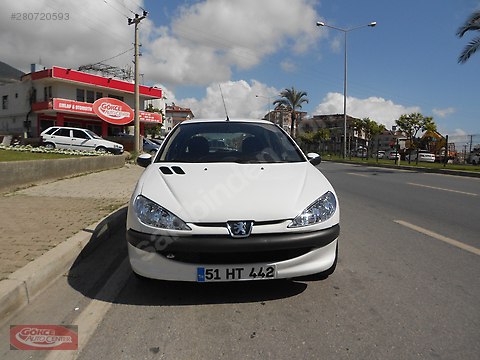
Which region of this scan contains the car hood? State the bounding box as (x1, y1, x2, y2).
(137, 162, 335, 223)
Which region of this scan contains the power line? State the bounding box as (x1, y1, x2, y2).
(112, 0, 136, 15)
(91, 48, 135, 65)
(103, 0, 130, 19)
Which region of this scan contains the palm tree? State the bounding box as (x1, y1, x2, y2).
(457, 10, 480, 63)
(273, 87, 309, 137)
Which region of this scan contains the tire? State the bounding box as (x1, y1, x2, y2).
(96, 146, 107, 153)
(44, 142, 55, 149)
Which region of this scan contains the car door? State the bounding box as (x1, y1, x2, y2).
(71, 129, 95, 151)
(51, 128, 72, 149)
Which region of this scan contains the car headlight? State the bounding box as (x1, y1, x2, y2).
(289, 191, 337, 228)
(134, 195, 191, 230)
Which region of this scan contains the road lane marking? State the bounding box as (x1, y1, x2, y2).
(45, 258, 131, 360)
(407, 182, 478, 196)
(394, 220, 480, 256)
(347, 172, 370, 177)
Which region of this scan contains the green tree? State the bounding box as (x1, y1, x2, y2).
(457, 10, 480, 63)
(298, 128, 330, 153)
(273, 87, 309, 138)
(395, 112, 437, 163)
(360, 118, 385, 158)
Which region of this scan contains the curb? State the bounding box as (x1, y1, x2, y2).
(0, 206, 127, 322)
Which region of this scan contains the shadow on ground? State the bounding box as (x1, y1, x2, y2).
(67, 208, 312, 306)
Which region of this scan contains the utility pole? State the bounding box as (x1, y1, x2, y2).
(128, 11, 148, 154)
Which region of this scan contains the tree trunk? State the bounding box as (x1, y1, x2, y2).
(290, 111, 296, 138)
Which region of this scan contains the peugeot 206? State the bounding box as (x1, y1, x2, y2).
(127, 119, 340, 282)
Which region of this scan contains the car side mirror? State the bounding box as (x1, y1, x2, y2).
(307, 152, 321, 166)
(137, 153, 152, 168)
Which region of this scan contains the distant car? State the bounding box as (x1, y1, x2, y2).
(356, 147, 367, 158)
(143, 138, 159, 155)
(386, 151, 400, 160)
(471, 154, 480, 165)
(406, 150, 436, 163)
(127, 119, 339, 282)
(376, 150, 386, 159)
(41, 126, 123, 154)
(149, 138, 164, 146)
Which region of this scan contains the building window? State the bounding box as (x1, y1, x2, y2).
(86, 90, 95, 103)
(43, 86, 52, 102)
(2, 95, 7, 110)
(76, 89, 85, 102)
(95, 92, 103, 100)
(108, 94, 124, 102)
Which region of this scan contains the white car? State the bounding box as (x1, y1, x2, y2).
(471, 154, 480, 165)
(386, 151, 400, 160)
(41, 126, 123, 154)
(127, 119, 340, 282)
(406, 149, 436, 163)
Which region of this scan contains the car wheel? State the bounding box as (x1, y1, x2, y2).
(44, 142, 55, 149)
(96, 146, 107, 153)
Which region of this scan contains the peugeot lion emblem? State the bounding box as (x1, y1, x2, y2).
(227, 221, 254, 238)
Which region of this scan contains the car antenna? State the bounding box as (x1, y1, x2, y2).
(219, 84, 230, 121)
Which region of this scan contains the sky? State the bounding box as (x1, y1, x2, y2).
(1, 0, 479, 140)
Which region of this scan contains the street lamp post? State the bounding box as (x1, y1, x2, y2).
(316, 21, 376, 158)
(255, 94, 272, 123)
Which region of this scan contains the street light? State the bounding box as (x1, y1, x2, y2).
(255, 94, 272, 122)
(316, 20, 376, 158)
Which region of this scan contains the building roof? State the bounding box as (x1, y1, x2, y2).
(0, 61, 25, 84)
(23, 66, 162, 100)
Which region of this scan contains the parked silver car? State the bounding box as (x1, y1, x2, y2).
(41, 126, 123, 154)
(406, 149, 435, 163)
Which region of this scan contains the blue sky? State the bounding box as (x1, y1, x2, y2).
(1, 0, 478, 139)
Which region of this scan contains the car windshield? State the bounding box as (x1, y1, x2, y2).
(158, 121, 305, 163)
(85, 129, 101, 139)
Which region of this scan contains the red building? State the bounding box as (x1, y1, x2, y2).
(0, 65, 162, 137)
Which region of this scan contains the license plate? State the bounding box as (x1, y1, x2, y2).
(196, 265, 276, 282)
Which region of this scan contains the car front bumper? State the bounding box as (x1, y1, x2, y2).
(127, 225, 339, 281)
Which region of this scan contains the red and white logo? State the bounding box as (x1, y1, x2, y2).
(10, 325, 78, 350)
(93, 97, 134, 125)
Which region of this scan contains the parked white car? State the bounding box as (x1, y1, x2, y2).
(406, 149, 436, 163)
(127, 119, 340, 282)
(41, 126, 123, 154)
(471, 154, 480, 165)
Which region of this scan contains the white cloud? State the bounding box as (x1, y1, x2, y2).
(179, 80, 279, 119)
(142, 0, 323, 85)
(1, 0, 324, 87)
(0, 0, 134, 72)
(280, 60, 297, 73)
(314, 92, 421, 130)
(432, 107, 455, 118)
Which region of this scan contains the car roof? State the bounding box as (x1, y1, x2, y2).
(180, 118, 273, 125)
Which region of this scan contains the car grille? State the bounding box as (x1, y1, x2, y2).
(157, 248, 313, 265)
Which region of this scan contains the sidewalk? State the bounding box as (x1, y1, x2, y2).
(0, 164, 143, 280)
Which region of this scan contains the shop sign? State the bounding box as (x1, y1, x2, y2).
(53, 99, 93, 114)
(93, 98, 134, 125)
(139, 111, 162, 123)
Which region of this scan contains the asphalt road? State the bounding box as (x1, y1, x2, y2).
(1, 162, 479, 360)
